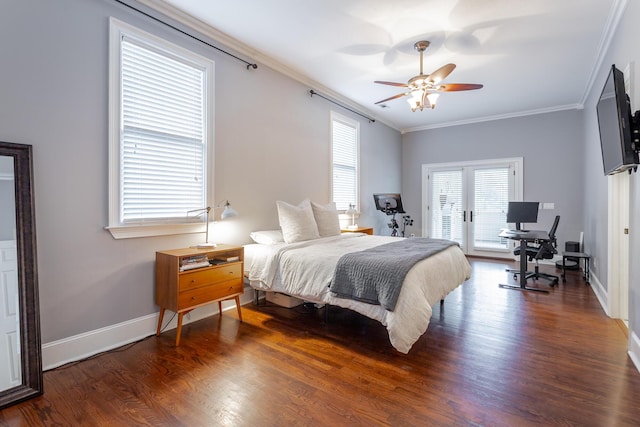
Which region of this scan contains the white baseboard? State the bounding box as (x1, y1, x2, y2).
(587, 271, 609, 316)
(629, 329, 640, 374)
(42, 288, 256, 370)
(581, 272, 640, 374)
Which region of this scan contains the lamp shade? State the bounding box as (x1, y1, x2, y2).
(426, 92, 439, 109)
(220, 201, 238, 220)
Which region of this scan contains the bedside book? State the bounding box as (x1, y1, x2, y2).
(211, 256, 240, 264)
(179, 261, 210, 271)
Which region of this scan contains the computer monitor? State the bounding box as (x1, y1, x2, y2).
(506, 201, 539, 231)
(373, 193, 406, 214)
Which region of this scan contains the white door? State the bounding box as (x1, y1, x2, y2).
(0, 240, 21, 391)
(608, 172, 629, 322)
(423, 158, 522, 258)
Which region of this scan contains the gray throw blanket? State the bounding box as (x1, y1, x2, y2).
(330, 238, 458, 311)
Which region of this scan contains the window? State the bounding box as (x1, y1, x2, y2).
(331, 112, 359, 211)
(108, 18, 214, 239)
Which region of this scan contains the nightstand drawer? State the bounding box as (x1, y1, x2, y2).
(178, 279, 243, 309)
(178, 263, 242, 292)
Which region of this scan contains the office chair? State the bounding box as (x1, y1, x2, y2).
(512, 215, 560, 286)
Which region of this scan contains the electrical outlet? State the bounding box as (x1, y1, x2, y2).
(542, 202, 555, 210)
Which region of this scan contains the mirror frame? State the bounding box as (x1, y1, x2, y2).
(0, 141, 42, 409)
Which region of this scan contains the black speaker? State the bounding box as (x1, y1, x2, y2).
(556, 241, 580, 270)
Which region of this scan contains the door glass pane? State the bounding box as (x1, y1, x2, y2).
(430, 170, 464, 246)
(473, 167, 509, 250)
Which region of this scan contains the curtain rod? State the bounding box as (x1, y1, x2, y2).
(309, 90, 375, 123)
(114, 0, 258, 70)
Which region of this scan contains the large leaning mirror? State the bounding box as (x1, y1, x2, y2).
(0, 141, 42, 409)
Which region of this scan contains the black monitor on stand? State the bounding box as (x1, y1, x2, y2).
(373, 193, 405, 215)
(373, 193, 412, 237)
(506, 201, 539, 231)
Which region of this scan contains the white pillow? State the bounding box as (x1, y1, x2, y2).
(276, 199, 320, 243)
(311, 201, 341, 237)
(249, 230, 284, 245)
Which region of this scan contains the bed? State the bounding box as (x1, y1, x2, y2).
(245, 232, 471, 353)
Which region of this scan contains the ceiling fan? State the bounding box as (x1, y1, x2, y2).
(374, 40, 483, 111)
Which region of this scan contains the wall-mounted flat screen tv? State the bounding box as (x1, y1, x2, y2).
(596, 64, 639, 175)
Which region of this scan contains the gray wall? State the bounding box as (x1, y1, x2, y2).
(0, 0, 401, 343)
(582, 0, 640, 345)
(402, 110, 586, 250)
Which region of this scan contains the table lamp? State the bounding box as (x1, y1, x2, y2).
(345, 203, 358, 230)
(188, 200, 238, 248)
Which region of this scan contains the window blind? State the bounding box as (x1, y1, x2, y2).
(120, 37, 207, 223)
(332, 116, 358, 211)
(473, 167, 510, 248)
(430, 170, 463, 244)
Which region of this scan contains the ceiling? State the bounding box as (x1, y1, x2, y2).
(153, 0, 621, 132)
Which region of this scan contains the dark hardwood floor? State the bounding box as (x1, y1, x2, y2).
(2, 258, 640, 426)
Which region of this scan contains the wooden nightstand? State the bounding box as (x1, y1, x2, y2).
(341, 226, 374, 235)
(155, 245, 244, 346)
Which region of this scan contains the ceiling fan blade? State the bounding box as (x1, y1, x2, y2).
(374, 80, 409, 87)
(375, 92, 409, 104)
(428, 63, 456, 84)
(437, 83, 484, 92)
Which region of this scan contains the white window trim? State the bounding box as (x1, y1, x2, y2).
(106, 18, 214, 239)
(330, 111, 360, 213)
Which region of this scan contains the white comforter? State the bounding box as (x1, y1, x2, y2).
(246, 233, 471, 353)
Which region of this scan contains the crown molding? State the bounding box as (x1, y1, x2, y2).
(401, 103, 583, 134)
(579, 0, 628, 107)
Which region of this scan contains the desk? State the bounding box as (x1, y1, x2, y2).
(498, 229, 550, 293)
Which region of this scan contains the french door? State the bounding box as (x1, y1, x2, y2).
(422, 158, 522, 258)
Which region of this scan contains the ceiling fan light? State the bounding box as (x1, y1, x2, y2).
(411, 89, 424, 101)
(407, 97, 419, 112)
(373, 41, 481, 111)
(427, 93, 439, 109)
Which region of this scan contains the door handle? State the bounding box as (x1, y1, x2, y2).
(463, 211, 466, 222)
(470, 211, 473, 222)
